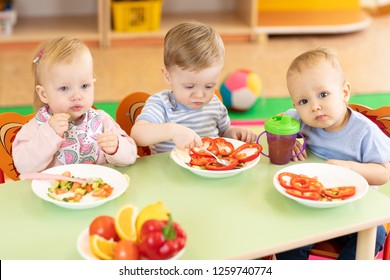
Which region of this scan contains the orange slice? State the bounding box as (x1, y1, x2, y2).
(89, 234, 116, 260)
(114, 204, 138, 242)
(135, 201, 169, 237)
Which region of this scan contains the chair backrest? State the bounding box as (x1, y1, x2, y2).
(116, 91, 152, 157)
(349, 103, 390, 138)
(215, 89, 223, 102)
(0, 112, 34, 181)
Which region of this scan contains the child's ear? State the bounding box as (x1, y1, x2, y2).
(343, 82, 351, 103)
(36, 85, 49, 104)
(161, 67, 171, 85)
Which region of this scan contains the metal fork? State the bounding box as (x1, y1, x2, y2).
(201, 148, 231, 166)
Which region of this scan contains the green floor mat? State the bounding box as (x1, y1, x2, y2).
(1, 93, 389, 120)
(229, 92, 390, 120)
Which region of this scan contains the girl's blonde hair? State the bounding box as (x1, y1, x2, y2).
(164, 22, 225, 71)
(32, 37, 90, 110)
(287, 47, 345, 83)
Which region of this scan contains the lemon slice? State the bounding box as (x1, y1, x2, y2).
(135, 200, 169, 237)
(89, 234, 116, 260)
(114, 204, 138, 242)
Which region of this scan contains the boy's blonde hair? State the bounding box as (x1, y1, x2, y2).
(164, 22, 225, 71)
(32, 37, 90, 110)
(287, 47, 345, 83)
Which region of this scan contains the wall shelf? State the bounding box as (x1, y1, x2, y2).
(108, 11, 255, 46)
(104, 0, 256, 47)
(256, 9, 372, 35)
(0, 0, 256, 48)
(0, 16, 99, 44)
(0, 0, 373, 48)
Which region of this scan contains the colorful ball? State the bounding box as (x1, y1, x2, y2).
(219, 69, 262, 111)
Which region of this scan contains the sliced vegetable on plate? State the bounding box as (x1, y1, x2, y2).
(273, 163, 369, 208)
(170, 137, 262, 179)
(188, 137, 262, 171)
(47, 171, 113, 203)
(277, 172, 356, 202)
(30, 164, 129, 209)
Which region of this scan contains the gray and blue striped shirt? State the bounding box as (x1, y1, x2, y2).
(136, 90, 230, 153)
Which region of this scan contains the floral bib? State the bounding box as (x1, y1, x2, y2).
(36, 106, 103, 164)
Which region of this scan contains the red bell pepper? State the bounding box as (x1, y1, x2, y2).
(205, 157, 239, 171)
(214, 138, 234, 156)
(189, 154, 215, 166)
(286, 188, 321, 201)
(138, 214, 187, 260)
(279, 172, 357, 202)
(278, 172, 298, 189)
(231, 143, 262, 163)
(322, 186, 356, 200)
(290, 177, 323, 194)
(200, 137, 219, 156)
(191, 138, 219, 157)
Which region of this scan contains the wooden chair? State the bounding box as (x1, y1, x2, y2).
(116, 91, 152, 157)
(309, 104, 390, 260)
(0, 112, 34, 182)
(115, 90, 224, 157)
(348, 104, 390, 138)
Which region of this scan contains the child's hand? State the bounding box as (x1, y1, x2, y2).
(49, 113, 70, 137)
(172, 125, 202, 150)
(223, 127, 257, 143)
(291, 141, 307, 161)
(98, 132, 119, 155)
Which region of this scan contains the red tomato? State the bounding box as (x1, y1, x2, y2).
(89, 215, 120, 241)
(114, 240, 140, 260)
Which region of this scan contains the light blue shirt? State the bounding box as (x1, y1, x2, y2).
(285, 108, 390, 163)
(136, 90, 230, 153)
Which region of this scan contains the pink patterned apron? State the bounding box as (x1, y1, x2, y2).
(36, 106, 103, 164)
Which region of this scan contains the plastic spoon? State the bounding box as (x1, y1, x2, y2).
(200, 148, 231, 166)
(20, 173, 89, 184)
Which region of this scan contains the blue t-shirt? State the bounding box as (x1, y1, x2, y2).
(285, 108, 390, 163)
(136, 90, 230, 153)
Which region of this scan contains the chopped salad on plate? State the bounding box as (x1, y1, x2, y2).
(47, 171, 113, 203)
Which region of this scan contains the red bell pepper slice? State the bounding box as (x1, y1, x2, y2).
(214, 138, 234, 156)
(193, 137, 219, 156)
(189, 154, 215, 166)
(278, 172, 298, 189)
(231, 143, 262, 163)
(286, 189, 321, 201)
(290, 177, 323, 194)
(191, 147, 214, 157)
(322, 186, 356, 199)
(279, 172, 356, 201)
(205, 157, 239, 171)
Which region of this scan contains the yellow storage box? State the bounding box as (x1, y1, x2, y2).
(112, 0, 163, 32)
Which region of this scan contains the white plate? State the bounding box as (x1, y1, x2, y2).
(31, 164, 129, 210)
(273, 163, 369, 208)
(77, 227, 185, 260)
(170, 138, 261, 178)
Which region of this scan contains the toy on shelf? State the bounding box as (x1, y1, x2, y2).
(220, 69, 262, 112)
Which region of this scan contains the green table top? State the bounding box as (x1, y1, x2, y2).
(1, 152, 390, 260)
